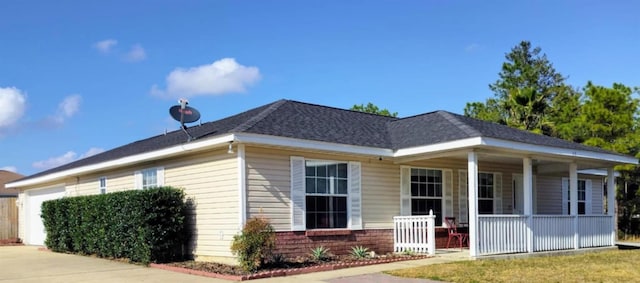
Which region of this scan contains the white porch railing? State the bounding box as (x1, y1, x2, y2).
(478, 215, 614, 256)
(393, 212, 436, 255)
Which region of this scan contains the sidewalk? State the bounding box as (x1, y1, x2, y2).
(253, 249, 470, 283)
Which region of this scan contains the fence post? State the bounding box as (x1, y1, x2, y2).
(427, 209, 435, 255)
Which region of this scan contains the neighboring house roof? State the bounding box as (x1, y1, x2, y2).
(0, 170, 23, 196)
(9, 99, 636, 187)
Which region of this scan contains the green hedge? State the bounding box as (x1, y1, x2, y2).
(41, 187, 189, 264)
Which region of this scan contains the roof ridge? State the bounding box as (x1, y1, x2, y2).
(437, 111, 482, 137)
(231, 99, 289, 132)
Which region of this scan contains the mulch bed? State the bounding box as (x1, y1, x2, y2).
(152, 254, 430, 281)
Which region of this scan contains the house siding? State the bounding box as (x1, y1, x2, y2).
(244, 146, 400, 231)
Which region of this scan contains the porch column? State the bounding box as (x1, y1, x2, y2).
(468, 151, 479, 257)
(569, 162, 578, 249)
(523, 157, 533, 253)
(607, 167, 616, 245)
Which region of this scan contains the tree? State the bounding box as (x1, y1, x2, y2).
(575, 82, 640, 157)
(465, 41, 569, 134)
(351, 102, 398, 117)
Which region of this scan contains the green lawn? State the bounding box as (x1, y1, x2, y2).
(385, 249, 640, 283)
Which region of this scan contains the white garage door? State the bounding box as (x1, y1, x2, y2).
(26, 187, 65, 246)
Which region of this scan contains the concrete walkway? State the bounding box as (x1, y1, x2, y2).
(0, 246, 469, 282)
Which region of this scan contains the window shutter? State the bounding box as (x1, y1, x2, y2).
(585, 179, 593, 214)
(349, 162, 362, 230)
(494, 172, 503, 214)
(443, 169, 453, 221)
(290, 156, 306, 231)
(156, 167, 165, 186)
(458, 170, 468, 223)
(400, 167, 411, 216)
(134, 171, 142, 190)
(562, 178, 568, 215)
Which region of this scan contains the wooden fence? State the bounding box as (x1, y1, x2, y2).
(0, 197, 18, 240)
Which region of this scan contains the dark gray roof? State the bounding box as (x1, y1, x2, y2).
(19, 99, 628, 181)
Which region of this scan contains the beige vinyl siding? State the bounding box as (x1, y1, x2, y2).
(19, 148, 238, 260)
(244, 146, 400, 231)
(535, 175, 562, 214)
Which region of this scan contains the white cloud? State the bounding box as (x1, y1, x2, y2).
(125, 44, 147, 62)
(50, 95, 81, 124)
(94, 39, 118, 53)
(465, 43, 480, 53)
(32, 147, 105, 170)
(0, 87, 27, 129)
(32, 151, 77, 170)
(81, 147, 105, 158)
(150, 58, 261, 99)
(0, 166, 17, 173)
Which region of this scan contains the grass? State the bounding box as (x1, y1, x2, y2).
(385, 249, 640, 283)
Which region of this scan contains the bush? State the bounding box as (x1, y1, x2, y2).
(230, 216, 275, 272)
(41, 187, 188, 265)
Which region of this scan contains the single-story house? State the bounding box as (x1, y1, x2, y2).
(7, 99, 637, 262)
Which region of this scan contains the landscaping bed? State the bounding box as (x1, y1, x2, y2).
(0, 238, 23, 246)
(154, 253, 430, 281)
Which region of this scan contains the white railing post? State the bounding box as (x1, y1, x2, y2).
(570, 163, 579, 250)
(468, 151, 479, 257)
(523, 157, 534, 253)
(607, 168, 616, 245)
(427, 209, 436, 255)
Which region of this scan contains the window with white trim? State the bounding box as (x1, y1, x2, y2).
(135, 167, 164, 190)
(290, 157, 361, 231)
(478, 173, 494, 214)
(567, 180, 586, 215)
(305, 160, 348, 229)
(410, 168, 443, 226)
(99, 177, 107, 194)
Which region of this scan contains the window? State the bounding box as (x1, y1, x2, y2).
(135, 167, 164, 190)
(478, 173, 494, 214)
(305, 160, 348, 229)
(99, 177, 107, 194)
(410, 168, 443, 226)
(567, 180, 586, 214)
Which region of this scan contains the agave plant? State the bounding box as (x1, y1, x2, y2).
(310, 246, 331, 262)
(350, 246, 370, 259)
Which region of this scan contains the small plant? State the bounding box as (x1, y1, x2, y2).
(271, 253, 287, 265)
(230, 216, 276, 272)
(350, 246, 370, 259)
(310, 246, 331, 262)
(401, 249, 416, 256)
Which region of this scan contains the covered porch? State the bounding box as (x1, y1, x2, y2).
(392, 147, 626, 257)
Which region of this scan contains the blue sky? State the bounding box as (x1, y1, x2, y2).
(1, 1, 639, 176)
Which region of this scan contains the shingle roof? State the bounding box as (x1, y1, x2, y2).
(18, 99, 628, 182)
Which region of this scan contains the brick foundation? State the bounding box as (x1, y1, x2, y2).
(274, 228, 455, 258)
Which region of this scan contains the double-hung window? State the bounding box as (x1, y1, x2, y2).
(135, 167, 164, 190)
(99, 177, 107, 194)
(410, 168, 443, 226)
(478, 173, 494, 214)
(290, 157, 361, 231)
(305, 161, 348, 229)
(567, 180, 586, 214)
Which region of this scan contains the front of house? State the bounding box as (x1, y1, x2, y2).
(7, 99, 637, 263)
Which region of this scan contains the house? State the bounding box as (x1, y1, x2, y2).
(7, 99, 637, 262)
(0, 170, 22, 198)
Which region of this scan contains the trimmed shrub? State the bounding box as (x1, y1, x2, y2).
(41, 187, 188, 264)
(230, 216, 276, 272)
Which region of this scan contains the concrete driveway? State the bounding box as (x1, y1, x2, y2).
(1, 246, 464, 283)
(0, 246, 228, 283)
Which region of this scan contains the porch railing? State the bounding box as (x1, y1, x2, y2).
(478, 215, 614, 256)
(393, 212, 436, 255)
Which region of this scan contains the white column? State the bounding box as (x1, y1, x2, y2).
(237, 144, 247, 230)
(607, 168, 616, 245)
(468, 151, 479, 257)
(523, 157, 533, 253)
(570, 162, 578, 249)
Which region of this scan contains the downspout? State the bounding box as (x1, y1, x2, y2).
(237, 144, 247, 230)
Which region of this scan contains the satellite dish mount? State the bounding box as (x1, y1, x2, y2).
(169, 98, 202, 142)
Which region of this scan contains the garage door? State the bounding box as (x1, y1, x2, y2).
(25, 187, 65, 245)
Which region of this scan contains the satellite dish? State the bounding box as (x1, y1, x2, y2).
(169, 105, 201, 124)
(169, 99, 201, 142)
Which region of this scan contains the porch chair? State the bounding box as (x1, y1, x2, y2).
(445, 217, 468, 250)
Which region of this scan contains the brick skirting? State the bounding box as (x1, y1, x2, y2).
(274, 228, 455, 258)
